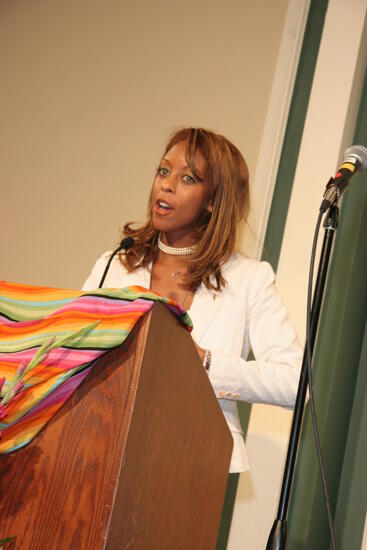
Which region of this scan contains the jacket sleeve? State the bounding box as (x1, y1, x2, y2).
(207, 262, 302, 408)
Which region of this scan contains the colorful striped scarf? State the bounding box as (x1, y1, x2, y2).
(0, 281, 192, 453)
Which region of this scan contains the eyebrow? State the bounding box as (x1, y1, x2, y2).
(161, 158, 189, 169)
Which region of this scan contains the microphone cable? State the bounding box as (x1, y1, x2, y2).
(98, 237, 134, 288)
(306, 210, 337, 550)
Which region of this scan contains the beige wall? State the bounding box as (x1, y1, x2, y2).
(0, 0, 288, 289)
(0, 2, 292, 549)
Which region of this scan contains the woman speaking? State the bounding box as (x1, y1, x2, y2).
(83, 127, 302, 474)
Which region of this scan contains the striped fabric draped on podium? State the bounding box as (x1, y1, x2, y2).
(0, 281, 192, 453)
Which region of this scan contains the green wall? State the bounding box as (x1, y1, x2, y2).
(288, 67, 367, 549)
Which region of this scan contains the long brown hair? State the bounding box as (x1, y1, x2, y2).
(120, 127, 250, 291)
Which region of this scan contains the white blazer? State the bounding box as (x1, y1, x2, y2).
(83, 251, 302, 473)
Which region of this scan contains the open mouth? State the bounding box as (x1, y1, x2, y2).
(156, 199, 173, 210)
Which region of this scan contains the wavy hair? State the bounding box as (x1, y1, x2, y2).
(120, 127, 250, 291)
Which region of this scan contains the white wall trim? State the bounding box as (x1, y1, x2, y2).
(362, 510, 367, 550)
(276, 0, 367, 342)
(246, 0, 311, 260)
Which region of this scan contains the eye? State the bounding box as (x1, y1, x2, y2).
(183, 174, 196, 184)
(157, 166, 169, 176)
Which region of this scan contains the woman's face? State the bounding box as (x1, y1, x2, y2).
(151, 140, 212, 246)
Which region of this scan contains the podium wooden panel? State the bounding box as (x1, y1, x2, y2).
(0, 303, 233, 549)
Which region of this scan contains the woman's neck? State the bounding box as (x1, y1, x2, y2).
(160, 231, 196, 249)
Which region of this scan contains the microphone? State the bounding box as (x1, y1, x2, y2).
(320, 145, 367, 213)
(98, 237, 135, 288)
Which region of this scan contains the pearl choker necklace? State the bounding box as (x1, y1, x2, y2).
(157, 233, 197, 256)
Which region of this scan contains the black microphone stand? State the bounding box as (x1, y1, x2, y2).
(266, 204, 339, 549)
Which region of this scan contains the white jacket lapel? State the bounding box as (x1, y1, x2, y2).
(119, 264, 228, 344)
(190, 283, 228, 343)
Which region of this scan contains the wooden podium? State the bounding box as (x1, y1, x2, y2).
(0, 303, 233, 549)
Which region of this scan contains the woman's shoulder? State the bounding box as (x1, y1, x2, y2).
(82, 250, 128, 290)
(223, 252, 275, 281)
(91, 250, 114, 267)
(219, 253, 277, 303)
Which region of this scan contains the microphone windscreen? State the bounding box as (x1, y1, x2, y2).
(344, 145, 367, 170)
(120, 236, 135, 250)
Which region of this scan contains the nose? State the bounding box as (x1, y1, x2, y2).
(161, 174, 176, 193)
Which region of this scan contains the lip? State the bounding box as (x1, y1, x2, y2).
(154, 198, 174, 215)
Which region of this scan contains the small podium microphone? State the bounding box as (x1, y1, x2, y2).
(320, 145, 367, 213)
(98, 237, 135, 288)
